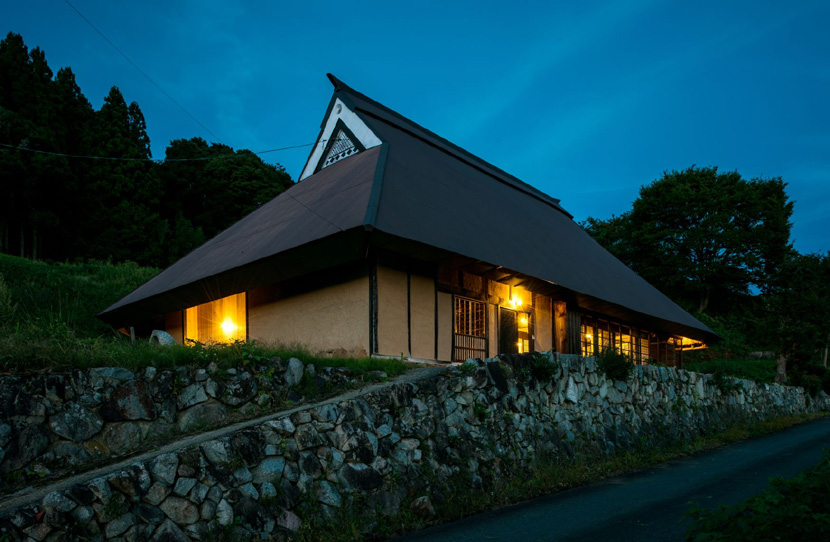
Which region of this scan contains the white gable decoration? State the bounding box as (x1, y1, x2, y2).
(299, 97, 382, 180)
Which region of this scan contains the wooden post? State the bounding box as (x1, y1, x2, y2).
(554, 301, 567, 354)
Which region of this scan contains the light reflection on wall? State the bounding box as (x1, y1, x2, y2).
(185, 293, 246, 344)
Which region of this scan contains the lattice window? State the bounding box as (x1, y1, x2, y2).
(454, 297, 486, 362)
(455, 297, 485, 337)
(322, 129, 359, 168)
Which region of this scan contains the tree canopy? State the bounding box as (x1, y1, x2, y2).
(0, 32, 293, 267)
(582, 166, 793, 314)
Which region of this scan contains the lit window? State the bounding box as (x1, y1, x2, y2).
(185, 293, 246, 344)
(639, 331, 651, 363)
(581, 318, 595, 357)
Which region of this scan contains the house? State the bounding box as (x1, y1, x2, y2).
(98, 75, 717, 365)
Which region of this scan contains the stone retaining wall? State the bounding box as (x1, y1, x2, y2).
(0, 357, 369, 492)
(1, 353, 827, 541)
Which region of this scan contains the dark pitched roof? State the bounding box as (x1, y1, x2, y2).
(98, 146, 381, 325)
(100, 75, 716, 342)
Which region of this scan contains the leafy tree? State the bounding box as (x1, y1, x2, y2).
(583, 166, 793, 314)
(158, 138, 293, 241)
(0, 32, 294, 267)
(762, 252, 830, 384)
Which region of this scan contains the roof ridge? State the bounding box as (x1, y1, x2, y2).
(326, 74, 570, 217)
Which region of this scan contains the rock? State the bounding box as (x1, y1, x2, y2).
(189, 482, 209, 504)
(215, 499, 233, 526)
(159, 496, 199, 525)
(296, 424, 323, 449)
(316, 481, 342, 507)
(100, 380, 156, 421)
(144, 482, 171, 506)
(285, 358, 304, 387)
(105, 512, 135, 538)
(173, 477, 197, 497)
(149, 453, 179, 485)
(219, 375, 258, 406)
(410, 496, 435, 517)
(565, 377, 579, 403)
(71, 505, 95, 525)
(51, 440, 92, 466)
(151, 519, 190, 542)
(100, 422, 142, 453)
(200, 438, 233, 466)
(135, 503, 166, 525)
(177, 383, 208, 409)
(49, 403, 103, 442)
(42, 491, 76, 513)
(1, 423, 49, 472)
(339, 463, 383, 491)
(177, 402, 227, 432)
(260, 482, 277, 499)
(252, 457, 285, 484)
(89, 367, 134, 384)
(238, 482, 259, 500)
(276, 508, 302, 533)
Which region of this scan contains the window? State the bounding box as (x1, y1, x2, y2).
(185, 293, 246, 345)
(639, 331, 651, 363)
(618, 326, 634, 358)
(454, 297, 486, 362)
(581, 317, 595, 357)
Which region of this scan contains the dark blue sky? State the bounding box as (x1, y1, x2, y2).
(6, 1, 829, 253)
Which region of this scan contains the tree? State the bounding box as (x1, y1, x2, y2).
(582, 166, 793, 314)
(763, 252, 830, 384)
(158, 138, 293, 241)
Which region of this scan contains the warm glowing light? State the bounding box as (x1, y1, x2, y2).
(586, 334, 592, 339)
(520, 317, 528, 326)
(220, 318, 237, 336)
(509, 296, 523, 308)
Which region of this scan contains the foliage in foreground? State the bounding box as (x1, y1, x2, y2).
(595, 348, 634, 381)
(686, 451, 830, 541)
(297, 414, 822, 542)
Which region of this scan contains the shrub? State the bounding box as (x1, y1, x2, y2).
(596, 348, 632, 382)
(531, 353, 559, 381)
(686, 453, 830, 540)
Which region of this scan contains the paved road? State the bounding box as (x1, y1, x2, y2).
(395, 417, 830, 542)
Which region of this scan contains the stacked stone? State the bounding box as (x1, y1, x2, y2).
(0, 357, 366, 492)
(1, 353, 826, 541)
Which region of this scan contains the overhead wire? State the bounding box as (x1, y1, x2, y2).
(0, 141, 325, 162)
(63, 0, 223, 143)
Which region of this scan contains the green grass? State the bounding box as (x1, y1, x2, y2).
(298, 413, 825, 542)
(686, 448, 830, 541)
(684, 358, 777, 384)
(0, 253, 160, 338)
(0, 254, 411, 377)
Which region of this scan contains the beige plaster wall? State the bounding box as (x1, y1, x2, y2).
(437, 292, 453, 361)
(376, 266, 409, 357)
(409, 274, 435, 360)
(534, 295, 553, 352)
(248, 276, 369, 357)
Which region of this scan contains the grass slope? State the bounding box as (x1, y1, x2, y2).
(0, 254, 409, 376)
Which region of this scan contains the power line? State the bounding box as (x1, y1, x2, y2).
(0, 141, 324, 162)
(63, 0, 223, 143)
